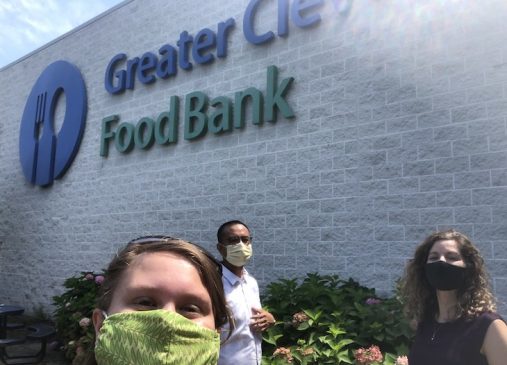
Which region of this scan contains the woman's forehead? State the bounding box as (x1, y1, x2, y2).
(430, 239, 460, 252)
(122, 252, 205, 289)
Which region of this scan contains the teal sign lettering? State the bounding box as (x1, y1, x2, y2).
(100, 66, 294, 156)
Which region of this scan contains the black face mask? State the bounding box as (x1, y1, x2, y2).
(425, 261, 466, 291)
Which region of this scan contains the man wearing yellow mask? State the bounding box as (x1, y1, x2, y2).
(216, 220, 275, 365)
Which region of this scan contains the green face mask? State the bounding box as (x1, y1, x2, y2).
(95, 309, 220, 365)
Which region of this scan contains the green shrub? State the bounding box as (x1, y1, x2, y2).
(261, 273, 413, 365)
(51, 271, 412, 365)
(52, 272, 104, 362)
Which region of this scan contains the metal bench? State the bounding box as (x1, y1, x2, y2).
(26, 324, 55, 340)
(0, 338, 25, 347)
(0, 322, 55, 365)
(4, 323, 24, 331)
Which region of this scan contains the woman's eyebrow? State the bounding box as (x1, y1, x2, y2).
(125, 285, 211, 303)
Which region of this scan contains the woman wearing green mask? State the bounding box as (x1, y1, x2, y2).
(401, 229, 507, 365)
(81, 236, 232, 365)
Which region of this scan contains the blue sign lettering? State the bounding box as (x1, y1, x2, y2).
(104, 18, 235, 94)
(243, 0, 325, 45)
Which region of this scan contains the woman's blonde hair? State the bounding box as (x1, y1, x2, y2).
(401, 229, 496, 325)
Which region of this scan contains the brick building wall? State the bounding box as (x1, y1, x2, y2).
(1, 0, 506, 315)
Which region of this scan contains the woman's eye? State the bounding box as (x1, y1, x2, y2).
(179, 304, 202, 316)
(132, 298, 156, 308)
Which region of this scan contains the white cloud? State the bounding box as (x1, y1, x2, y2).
(0, 1, 14, 13)
(0, 0, 123, 68)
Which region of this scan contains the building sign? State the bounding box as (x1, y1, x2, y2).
(100, 0, 343, 156)
(100, 66, 294, 156)
(104, 0, 335, 94)
(19, 61, 87, 186)
(19, 0, 353, 185)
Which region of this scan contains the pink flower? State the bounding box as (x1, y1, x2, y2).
(365, 298, 382, 305)
(84, 273, 94, 281)
(291, 311, 309, 326)
(354, 345, 383, 365)
(395, 356, 409, 365)
(297, 347, 315, 356)
(95, 275, 105, 285)
(79, 317, 91, 328)
(273, 347, 293, 363)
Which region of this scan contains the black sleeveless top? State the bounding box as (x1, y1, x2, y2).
(408, 312, 504, 365)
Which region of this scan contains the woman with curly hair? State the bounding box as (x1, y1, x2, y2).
(401, 229, 507, 365)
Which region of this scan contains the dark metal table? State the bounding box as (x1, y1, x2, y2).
(0, 305, 25, 339)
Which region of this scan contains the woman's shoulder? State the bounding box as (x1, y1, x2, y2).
(474, 311, 504, 324)
(481, 313, 507, 365)
(464, 311, 505, 337)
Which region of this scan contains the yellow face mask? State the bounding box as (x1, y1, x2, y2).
(95, 309, 220, 365)
(223, 241, 252, 267)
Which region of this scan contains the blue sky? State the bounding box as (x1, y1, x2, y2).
(0, 0, 124, 68)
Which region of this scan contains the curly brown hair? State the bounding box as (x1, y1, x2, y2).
(400, 229, 496, 325)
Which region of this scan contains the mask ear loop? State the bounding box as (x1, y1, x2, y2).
(95, 310, 109, 346)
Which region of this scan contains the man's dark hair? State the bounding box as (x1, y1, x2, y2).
(217, 220, 250, 242)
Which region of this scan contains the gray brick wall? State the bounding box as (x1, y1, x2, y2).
(1, 0, 507, 316)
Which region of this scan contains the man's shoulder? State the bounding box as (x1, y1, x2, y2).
(243, 269, 260, 289)
(243, 269, 257, 280)
(221, 265, 239, 286)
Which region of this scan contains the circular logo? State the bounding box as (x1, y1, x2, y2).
(19, 60, 87, 186)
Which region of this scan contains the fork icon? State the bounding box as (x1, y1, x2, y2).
(31, 91, 57, 186)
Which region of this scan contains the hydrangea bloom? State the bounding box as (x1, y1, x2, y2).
(395, 355, 409, 365)
(354, 344, 383, 365)
(291, 311, 309, 326)
(273, 347, 293, 363)
(365, 297, 382, 305)
(78, 317, 91, 328)
(298, 347, 315, 356)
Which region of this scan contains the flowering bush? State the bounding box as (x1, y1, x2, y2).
(52, 271, 104, 363)
(261, 274, 413, 364)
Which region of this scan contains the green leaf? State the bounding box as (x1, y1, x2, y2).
(328, 323, 346, 338)
(263, 333, 283, 346)
(337, 349, 354, 364)
(331, 338, 354, 352)
(303, 308, 323, 322)
(297, 322, 310, 331)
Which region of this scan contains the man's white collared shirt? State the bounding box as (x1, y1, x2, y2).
(219, 265, 262, 365)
